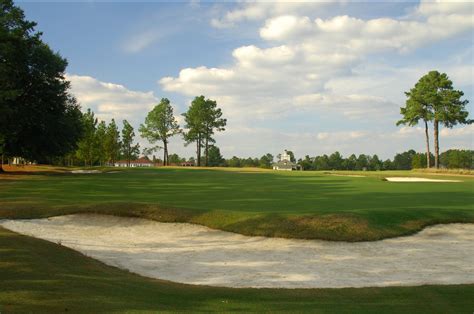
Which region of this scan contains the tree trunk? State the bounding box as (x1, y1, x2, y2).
(424, 120, 431, 168)
(163, 140, 168, 166)
(434, 119, 439, 169)
(0, 154, 4, 173)
(205, 137, 209, 167)
(197, 134, 201, 167)
(127, 145, 130, 167)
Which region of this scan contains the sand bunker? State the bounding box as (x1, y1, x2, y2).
(385, 177, 462, 182)
(1, 215, 473, 289)
(70, 170, 101, 174)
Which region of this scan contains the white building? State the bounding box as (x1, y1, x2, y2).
(273, 150, 298, 171)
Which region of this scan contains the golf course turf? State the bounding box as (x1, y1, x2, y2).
(1, 166, 473, 312)
(0, 167, 473, 241)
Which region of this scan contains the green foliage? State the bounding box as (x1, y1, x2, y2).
(121, 120, 140, 166)
(0, 0, 82, 164)
(399, 70, 471, 168)
(412, 152, 435, 169)
(182, 96, 226, 166)
(139, 98, 180, 166)
(286, 150, 296, 163)
(299, 155, 312, 170)
(392, 149, 416, 170)
(104, 119, 121, 165)
(328, 151, 344, 169)
(207, 145, 224, 166)
(75, 109, 97, 166)
(259, 153, 274, 168)
(95, 121, 107, 166)
(168, 153, 185, 165)
(440, 150, 474, 169)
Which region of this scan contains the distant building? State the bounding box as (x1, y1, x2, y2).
(114, 157, 154, 168)
(273, 150, 299, 171)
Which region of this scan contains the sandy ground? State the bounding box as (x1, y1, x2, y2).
(1, 215, 473, 289)
(70, 170, 102, 174)
(385, 177, 462, 182)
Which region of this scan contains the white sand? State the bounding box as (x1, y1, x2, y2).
(70, 170, 101, 174)
(1, 214, 473, 289)
(385, 177, 462, 182)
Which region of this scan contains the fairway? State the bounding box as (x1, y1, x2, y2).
(1, 167, 473, 241)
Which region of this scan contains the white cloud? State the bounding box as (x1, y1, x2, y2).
(122, 29, 163, 54)
(260, 15, 312, 40)
(68, 74, 158, 125)
(294, 93, 398, 119)
(211, 1, 334, 28)
(440, 124, 474, 138)
(415, 0, 474, 16)
(260, 12, 473, 54)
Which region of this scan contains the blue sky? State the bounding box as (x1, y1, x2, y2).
(19, 1, 473, 159)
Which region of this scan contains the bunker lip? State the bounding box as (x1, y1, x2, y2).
(385, 177, 462, 182)
(1, 214, 473, 289)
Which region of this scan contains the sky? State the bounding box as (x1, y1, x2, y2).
(18, 0, 474, 160)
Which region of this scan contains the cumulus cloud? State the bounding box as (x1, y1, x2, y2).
(440, 124, 474, 138)
(68, 74, 158, 125)
(260, 12, 473, 54)
(211, 1, 333, 28)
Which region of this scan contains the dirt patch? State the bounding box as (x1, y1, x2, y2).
(1, 214, 473, 289)
(385, 177, 462, 182)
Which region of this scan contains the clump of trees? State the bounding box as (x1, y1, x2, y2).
(63, 114, 139, 167)
(182, 96, 226, 167)
(440, 150, 473, 169)
(398, 71, 471, 168)
(139, 98, 180, 166)
(0, 0, 83, 171)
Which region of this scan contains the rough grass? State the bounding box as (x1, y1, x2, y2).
(1, 226, 473, 313)
(0, 166, 473, 241)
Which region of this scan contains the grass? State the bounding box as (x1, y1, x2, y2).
(1, 226, 473, 313)
(1, 166, 473, 241)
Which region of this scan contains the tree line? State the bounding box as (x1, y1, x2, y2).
(145, 149, 473, 170)
(298, 149, 473, 171)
